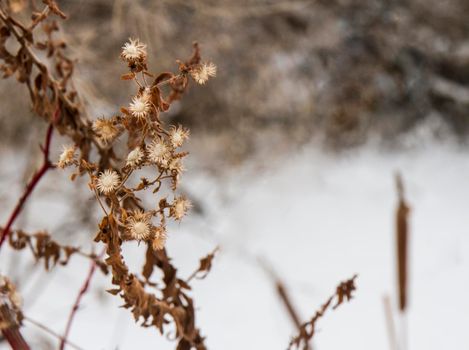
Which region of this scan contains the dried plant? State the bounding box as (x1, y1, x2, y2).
(395, 173, 410, 312)
(288, 275, 358, 350)
(0, 1, 218, 348)
(0, 2, 360, 349)
(4, 227, 107, 273)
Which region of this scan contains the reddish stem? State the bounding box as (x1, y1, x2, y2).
(0, 108, 59, 251)
(60, 249, 104, 350)
(1, 328, 30, 350)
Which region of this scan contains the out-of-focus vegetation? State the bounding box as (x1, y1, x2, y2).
(2, 0, 469, 158)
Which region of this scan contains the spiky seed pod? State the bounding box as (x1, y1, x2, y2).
(57, 145, 76, 169)
(152, 227, 167, 250)
(190, 62, 217, 85)
(96, 170, 120, 194)
(129, 95, 151, 120)
(121, 38, 147, 63)
(126, 210, 152, 241)
(92, 117, 120, 142)
(147, 138, 170, 166)
(170, 197, 192, 221)
(169, 125, 190, 148)
(126, 147, 144, 168)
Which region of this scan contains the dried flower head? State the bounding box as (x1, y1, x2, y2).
(152, 227, 167, 250)
(0, 275, 22, 310)
(169, 125, 190, 148)
(96, 169, 120, 194)
(191, 62, 217, 85)
(121, 38, 147, 62)
(168, 158, 184, 173)
(92, 117, 120, 142)
(129, 95, 151, 119)
(147, 138, 169, 165)
(126, 210, 152, 241)
(126, 147, 144, 168)
(170, 197, 192, 221)
(57, 145, 76, 169)
(142, 87, 152, 102)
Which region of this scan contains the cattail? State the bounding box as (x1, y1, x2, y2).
(395, 173, 410, 312)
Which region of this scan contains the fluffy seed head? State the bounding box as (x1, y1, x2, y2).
(169, 125, 190, 148)
(92, 117, 119, 142)
(168, 158, 184, 173)
(191, 62, 217, 85)
(121, 38, 147, 62)
(147, 139, 169, 165)
(96, 169, 120, 194)
(57, 145, 76, 169)
(126, 147, 144, 168)
(126, 210, 151, 241)
(129, 95, 151, 119)
(142, 87, 152, 102)
(170, 197, 192, 221)
(152, 227, 167, 250)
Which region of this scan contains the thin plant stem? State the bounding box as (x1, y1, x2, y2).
(24, 316, 85, 350)
(59, 249, 105, 350)
(0, 107, 59, 251)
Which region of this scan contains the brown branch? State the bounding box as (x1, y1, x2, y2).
(0, 107, 59, 251)
(258, 257, 311, 350)
(5, 227, 108, 274)
(1, 328, 30, 350)
(0, 299, 29, 350)
(288, 274, 358, 349)
(59, 249, 105, 350)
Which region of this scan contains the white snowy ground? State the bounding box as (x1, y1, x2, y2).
(1, 133, 469, 350)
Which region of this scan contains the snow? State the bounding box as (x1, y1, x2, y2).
(1, 138, 469, 349)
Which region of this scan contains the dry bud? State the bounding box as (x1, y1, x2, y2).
(121, 38, 147, 63)
(92, 117, 120, 143)
(126, 147, 144, 168)
(191, 62, 217, 85)
(169, 125, 190, 148)
(57, 145, 76, 169)
(170, 197, 192, 220)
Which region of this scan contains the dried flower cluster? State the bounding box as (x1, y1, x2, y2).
(0, 1, 218, 348)
(60, 38, 216, 347)
(0, 276, 23, 331)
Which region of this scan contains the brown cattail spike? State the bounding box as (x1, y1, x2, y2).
(395, 173, 410, 312)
